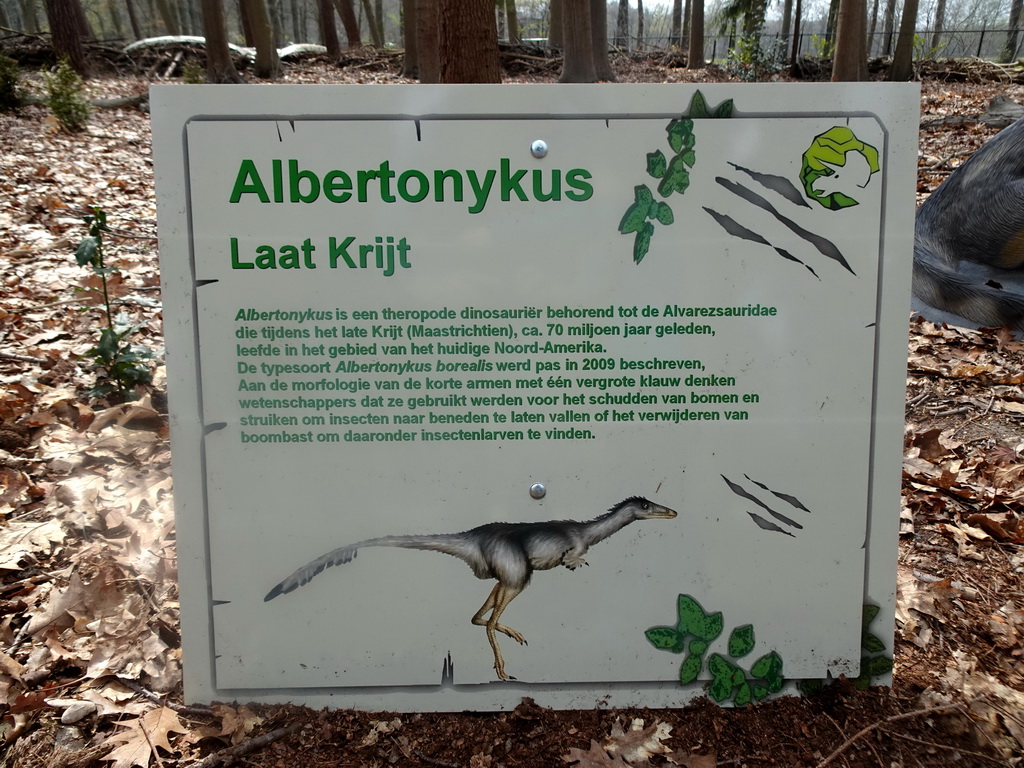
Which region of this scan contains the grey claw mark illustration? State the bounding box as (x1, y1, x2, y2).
(747, 512, 796, 537)
(727, 162, 811, 208)
(715, 177, 855, 275)
(744, 474, 812, 513)
(722, 475, 809, 536)
(703, 207, 820, 279)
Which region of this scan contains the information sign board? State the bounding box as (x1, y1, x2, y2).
(152, 84, 918, 710)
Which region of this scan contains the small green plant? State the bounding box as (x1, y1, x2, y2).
(0, 54, 23, 111)
(646, 593, 785, 706)
(182, 58, 205, 84)
(75, 207, 154, 400)
(726, 32, 784, 82)
(42, 57, 91, 132)
(912, 34, 947, 61)
(808, 34, 835, 60)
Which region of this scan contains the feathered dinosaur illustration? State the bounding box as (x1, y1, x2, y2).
(265, 496, 678, 681)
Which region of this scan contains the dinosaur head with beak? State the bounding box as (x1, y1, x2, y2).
(615, 496, 679, 520)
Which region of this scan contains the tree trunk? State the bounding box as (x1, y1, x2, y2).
(881, 0, 895, 56)
(559, 0, 596, 81)
(291, 0, 301, 41)
(201, 0, 244, 82)
(238, 0, 255, 44)
(359, 0, 383, 45)
(19, 0, 42, 32)
(153, 0, 179, 33)
(636, 0, 643, 49)
(400, 0, 418, 75)
(930, 0, 945, 51)
(590, 0, 614, 79)
(43, 0, 89, 75)
(780, 0, 793, 47)
(682, 0, 690, 48)
(1001, 0, 1022, 62)
(549, 0, 563, 49)
(670, 0, 681, 46)
(416, 0, 439, 80)
(124, 0, 142, 38)
(824, 0, 840, 45)
(790, 0, 802, 63)
(867, 0, 878, 56)
(266, 0, 283, 46)
(888, 0, 918, 79)
(615, 0, 627, 47)
(104, 0, 125, 40)
(832, 0, 866, 80)
(331, 0, 361, 46)
(374, 0, 384, 43)
(318, 0, 341, 56)
(244, 0, 280, 78)
(686, 0, 703, 67)
(438, 0, 501, 82)
(506, 0, 520, 42)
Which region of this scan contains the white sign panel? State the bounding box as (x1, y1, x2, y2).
(152, 84, 917, 710)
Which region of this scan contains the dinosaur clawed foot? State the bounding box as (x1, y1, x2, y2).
(561, 549, 589, 570)
(499, 625, 527, 645)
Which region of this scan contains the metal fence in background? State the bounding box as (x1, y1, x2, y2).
(522, 24, 1024, 65)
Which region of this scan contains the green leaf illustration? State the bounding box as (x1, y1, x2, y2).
(634, 221, 654, 264)
(750, 650, 784, 692)
(862, 632, 886, 654)
(688, 91, 711, 118)
(753, 684, 769, 701)
(728, 624, 755, 658)
(687, 90, 733, 119)
(679, 654, 702, 684)
(618, 185, 654, 234)
(798, 679, 824, 696)
(645, 626, 686, 653)
(679, 148, 696, 168)
(688, 639, 708, 656)
(864, 655, 893, 677)
(666, 118, 694, 153)
(713, 98, 735, 118)
(676, 594, 723, 641)
(646, 150, 667, 178)
(863, 603, 880, 625)
(733, 682, 752, 706)
(650, 201, 674, 225)
(657, 154, 691, 197)
(707, 654, 740, 702)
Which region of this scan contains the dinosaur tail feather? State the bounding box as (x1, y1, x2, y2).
(263, 534, 482, 601)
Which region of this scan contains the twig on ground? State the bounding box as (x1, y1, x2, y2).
(823, 711, 883, 767)
(413, 749, 461, 768)
(116, 677, 214, 716)
(187, 722, 303, 768)
(0, 351, 41, 363)
(950, 394, 996, 436)
(815, 702, 968, 768)
(139, 719, 166, 768)
(931, 405, 972, 417)
(881, 728, 1006, 763)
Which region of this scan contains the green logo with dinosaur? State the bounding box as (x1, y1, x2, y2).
(800, 126, 880, 210)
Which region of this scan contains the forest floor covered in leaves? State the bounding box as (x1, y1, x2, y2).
(1, 49, 1024, 768)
